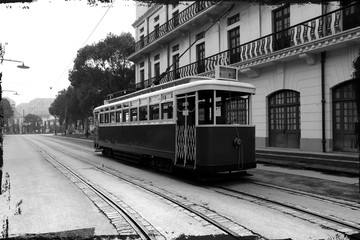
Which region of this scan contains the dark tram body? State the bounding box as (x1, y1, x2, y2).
(94, 76, 256, 173)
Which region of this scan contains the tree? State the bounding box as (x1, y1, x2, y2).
(49, 86, 87, 134)
(0, 98, 14, 125)
(49, 89, 69, 134)
(24, 113, 42, 133)
(68, 32, 135, 120)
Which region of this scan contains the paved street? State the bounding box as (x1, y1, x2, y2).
(1, 134, 359, 240)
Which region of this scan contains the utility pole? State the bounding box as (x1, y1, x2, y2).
(54, 116, 57, 135)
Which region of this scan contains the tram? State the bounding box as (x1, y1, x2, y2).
(93, 75, 256, 173)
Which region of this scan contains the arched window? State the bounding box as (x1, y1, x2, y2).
(268, 90, 300, 148)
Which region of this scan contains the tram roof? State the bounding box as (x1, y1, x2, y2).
(94, 77, 255, 111)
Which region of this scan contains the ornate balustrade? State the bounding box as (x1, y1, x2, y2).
(134, 1, 217, 52)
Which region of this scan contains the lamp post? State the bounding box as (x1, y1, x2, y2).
(0, 44, 30, 195)
(2, 90, 19, 95)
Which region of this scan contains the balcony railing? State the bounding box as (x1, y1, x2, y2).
(134, 1, 218, 52)
(110, 2, 360, 100)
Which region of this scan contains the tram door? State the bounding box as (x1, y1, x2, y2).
(175, 93, 196, 168)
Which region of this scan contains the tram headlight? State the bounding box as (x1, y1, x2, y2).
(233, 138, 242, 147)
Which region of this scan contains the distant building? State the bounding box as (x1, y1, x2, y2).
(15, 98, 55, 120)
(16, 103, 29, 117)
(28, 98, 54, 120)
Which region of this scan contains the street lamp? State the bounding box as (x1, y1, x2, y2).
(1, 58, 30, 69)
(2, 90, 19, 95)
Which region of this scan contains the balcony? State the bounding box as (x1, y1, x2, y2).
(128, 1, 232, 61)
(111, 3, 360, 100)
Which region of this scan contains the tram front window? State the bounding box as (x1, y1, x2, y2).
(216, 91, 250, 125)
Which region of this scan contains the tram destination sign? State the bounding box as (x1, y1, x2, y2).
(215, 65, 238, 81)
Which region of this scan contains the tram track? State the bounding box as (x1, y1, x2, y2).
(28, 135, 360, 239)
(26, 136, 263, 240)
(26, 137, 164, 240)
(45, 136, 360, 208)
(246, 180, 360, 210)
(210, 185, 360, 238)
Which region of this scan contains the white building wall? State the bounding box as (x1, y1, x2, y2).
(243, 43, 360, 152)
(290, 4, 322, 25)
(148, 6, 166, 33)
(131, 1, 360, 153)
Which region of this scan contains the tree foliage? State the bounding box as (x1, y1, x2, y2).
(0, 98, 14, 124)
(24, 113, 42, 125)
(24, 113, 42, 133)
(50, 32, 135, 130)
(49, 88, 70, 126)
(68, 32, 135, 117)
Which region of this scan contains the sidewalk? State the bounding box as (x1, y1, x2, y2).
(256, 148, 360, 176)
(248, 163, 360, 204)
(256, 163, 359, 185)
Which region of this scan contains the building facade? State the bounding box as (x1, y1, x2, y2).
(128, 1, 360, 153)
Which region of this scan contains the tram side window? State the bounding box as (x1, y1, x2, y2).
(104, 112, 110, 123)
(130, 108, 138, 121)
(161, 102, 173, 120)
(149, 104, 160, 120)
(123, 109, 129, 122)
(100, 113, 104, 123)
(116, 110, 122, 122)
(110, 112, 115, 123)
(198, 90, 214, 125)
(216, 91, 249, 125)
(139, 106, 148, 121)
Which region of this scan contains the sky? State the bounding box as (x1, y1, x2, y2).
(0, 0, 136, 106)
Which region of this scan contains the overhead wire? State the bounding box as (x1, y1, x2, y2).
(50, 0, 116, 91)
